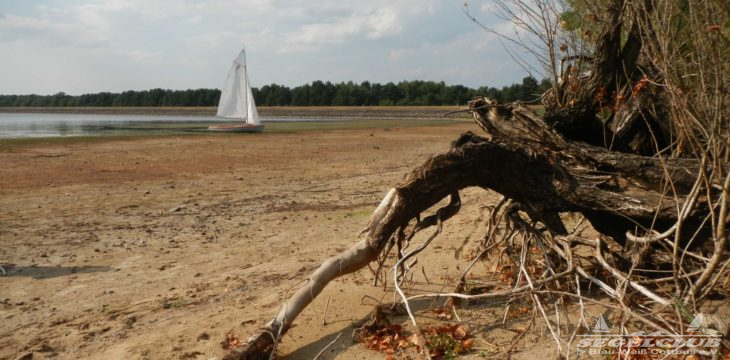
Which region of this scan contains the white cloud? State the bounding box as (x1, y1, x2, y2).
(34, 4, 68, 18)
(285, 7, 402, 47)
(388, 48, 407, 61)
(366, 8, 401, 38)
(0, 14, 51, 30)
(0, 13, 104, 46)
(117, 49, 163, 62)
(0, 0, 540, 94)
(74, 1, 132, 33)
(0, 1, 136, 46)
(187, 31, 242, 48)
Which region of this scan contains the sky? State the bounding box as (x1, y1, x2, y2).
(0, 0, 539, 95)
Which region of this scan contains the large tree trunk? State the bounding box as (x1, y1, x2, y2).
(224, 98, 726, 359)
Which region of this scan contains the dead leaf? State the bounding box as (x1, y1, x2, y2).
(454, 326, 468, 339)
(221, 332, 241, 350)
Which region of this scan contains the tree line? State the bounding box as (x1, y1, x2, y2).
(0, 77, 549, 107)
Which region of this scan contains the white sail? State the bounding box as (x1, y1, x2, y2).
(216, 49, 260, 126)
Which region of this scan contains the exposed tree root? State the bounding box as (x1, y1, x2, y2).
(224, 98, 727, 359)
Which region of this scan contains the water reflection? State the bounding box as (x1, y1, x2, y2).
(57, 121, 72, 136)
(0, 113, 352, 138)
(0, 113, 221, 138)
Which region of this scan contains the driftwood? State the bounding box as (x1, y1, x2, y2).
(223, 97, 727, 359)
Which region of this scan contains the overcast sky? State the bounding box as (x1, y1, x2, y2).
(0, 0, 536, 95)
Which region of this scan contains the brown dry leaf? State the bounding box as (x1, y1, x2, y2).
(397, 338, 410, 349)
(221, 332, 240, 350)
(432, 307, 452, 320)
(454, 326, 468, 339)
(411, 333, 423, 347)
(357, 320, 413, 355)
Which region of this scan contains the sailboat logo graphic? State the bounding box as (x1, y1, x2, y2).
(687, 313, 703, 332)
(593, 314, 610, 333)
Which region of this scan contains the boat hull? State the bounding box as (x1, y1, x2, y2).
(207, 124, 264, 133)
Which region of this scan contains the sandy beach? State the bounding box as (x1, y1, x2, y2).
(2, 121, 543, 360)
(4, 118, 728, 360)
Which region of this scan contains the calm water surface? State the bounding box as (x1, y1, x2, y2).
(0, 113, 333, 138)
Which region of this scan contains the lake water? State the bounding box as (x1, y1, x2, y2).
(0, 113, 336, 138)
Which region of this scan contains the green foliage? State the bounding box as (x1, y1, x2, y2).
(0, 77, 548, 107)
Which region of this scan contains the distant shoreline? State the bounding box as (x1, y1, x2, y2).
(0, 105, 471, 119)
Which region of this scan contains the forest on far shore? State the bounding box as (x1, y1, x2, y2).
(0, 77, 550, 107)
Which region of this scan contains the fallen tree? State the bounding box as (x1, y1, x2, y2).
(223, 98, 727, 359)
(224, 0, 728, 358)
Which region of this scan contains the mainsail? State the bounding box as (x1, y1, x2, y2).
(216, 49, 260, 126)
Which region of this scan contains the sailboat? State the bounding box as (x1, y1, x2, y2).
(208, 48, 264, 133)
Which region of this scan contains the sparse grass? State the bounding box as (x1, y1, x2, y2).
(346, 207, 375, 219)
(162, 296, 188, 309)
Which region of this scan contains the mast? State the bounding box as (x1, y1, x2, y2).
(243, 47, 260, 126)
(243, 48, 247, 69)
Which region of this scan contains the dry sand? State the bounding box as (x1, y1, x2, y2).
(2, 122, 692, 360)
